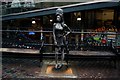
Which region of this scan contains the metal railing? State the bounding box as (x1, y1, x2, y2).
(1, 30, 120, 52)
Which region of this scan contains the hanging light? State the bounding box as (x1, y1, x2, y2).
(77, 17, 81, 21)
(32, 20, 36, 24)
(50, 19, 53, 22)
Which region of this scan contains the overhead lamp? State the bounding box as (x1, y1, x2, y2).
(32, 20, 36, 24)
(77, 17, 81, 21)
(50, 19, 53, 22)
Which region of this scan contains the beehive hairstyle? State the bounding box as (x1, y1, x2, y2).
(55, 8, 65, 25)
(56, 8, 63, 15)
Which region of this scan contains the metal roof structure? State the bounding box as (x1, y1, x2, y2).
(2, 1, 120, 21)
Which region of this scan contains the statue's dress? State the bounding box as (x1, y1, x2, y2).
(54, 23, 65, 47)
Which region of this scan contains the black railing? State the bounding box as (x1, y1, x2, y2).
(1, 30, 120, 53)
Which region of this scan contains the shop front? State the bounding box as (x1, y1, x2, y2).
(2, 1, 120, 52)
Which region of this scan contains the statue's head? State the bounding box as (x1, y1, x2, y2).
(56, 15, 61, 22)
(56, 8, 63, 16)
(56, 8, 63, 22)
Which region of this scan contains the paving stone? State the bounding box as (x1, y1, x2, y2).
(2, 57, 120, 78)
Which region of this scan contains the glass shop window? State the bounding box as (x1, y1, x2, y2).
(95, 9, 115, 32)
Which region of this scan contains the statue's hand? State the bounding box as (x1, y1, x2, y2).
(63, 35, 66, 38)
(66, 32, 70, 36)
(67, 32, 70, 34)
(54, 41, 57, 45)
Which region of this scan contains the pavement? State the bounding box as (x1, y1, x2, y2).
(2, 56, 120, 79)
(1, 48, 116, 56)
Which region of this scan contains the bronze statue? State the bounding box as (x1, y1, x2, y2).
(53, 8, 71, 69)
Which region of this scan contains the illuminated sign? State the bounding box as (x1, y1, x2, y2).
(29, 32, 35, 35)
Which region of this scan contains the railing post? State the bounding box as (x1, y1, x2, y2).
(81, 29, 84, 51)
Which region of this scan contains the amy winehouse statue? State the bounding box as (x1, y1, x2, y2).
(53, 8, 71, 69)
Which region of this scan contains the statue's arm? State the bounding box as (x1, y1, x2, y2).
(64, 24, 72, 36)
(53, 23, 57, 44)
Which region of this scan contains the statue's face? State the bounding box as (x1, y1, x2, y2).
(56, 15, 61, 22)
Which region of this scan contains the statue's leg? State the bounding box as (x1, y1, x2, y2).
(55, 47, 59, 68)
(65, 45, 69, 67)
(63, 37, 69, 66)
(61, 47, 65, 66)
